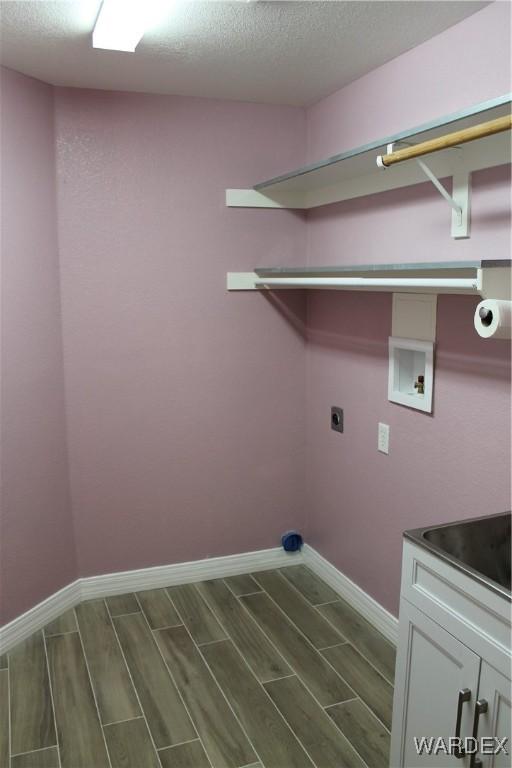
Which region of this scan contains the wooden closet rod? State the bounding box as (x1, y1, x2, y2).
(378, 114, 512, 168)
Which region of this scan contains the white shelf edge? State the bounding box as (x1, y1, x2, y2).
(225, 189, 306, 209)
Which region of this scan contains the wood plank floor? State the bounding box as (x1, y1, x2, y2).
(0, 566, 396, 768)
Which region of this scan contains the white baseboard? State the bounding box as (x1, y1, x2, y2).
(0, 546, 302, 653)
(1, 542, 397, 653)
(303, 544, 399, 645)
(80, 546, 302, 600)
(0, 579, 81, 653)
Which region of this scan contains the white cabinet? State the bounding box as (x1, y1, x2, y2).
(391, 599, 481, 766)
(390, 541, 511, 768)
(476, 662, 512, 768)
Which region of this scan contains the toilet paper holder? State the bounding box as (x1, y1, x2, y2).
(474, 299, 512, 339)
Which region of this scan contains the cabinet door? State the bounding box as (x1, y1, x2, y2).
(390, 598, 481, 768)
(474, 661, 511, 767)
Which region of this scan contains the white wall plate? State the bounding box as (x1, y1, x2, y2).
(392, 293, 437, 341)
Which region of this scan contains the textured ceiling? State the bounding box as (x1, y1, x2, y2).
(0, 1, 490, 106)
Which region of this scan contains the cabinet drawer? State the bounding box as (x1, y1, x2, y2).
(402, 541, 511, 676)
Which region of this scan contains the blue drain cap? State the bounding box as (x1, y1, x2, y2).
(281, 531, 303, 552)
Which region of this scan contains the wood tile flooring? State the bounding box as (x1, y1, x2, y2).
(0, 566, 395, 768)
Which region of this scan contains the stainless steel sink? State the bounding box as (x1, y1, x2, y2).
(404, 511, 511, 601)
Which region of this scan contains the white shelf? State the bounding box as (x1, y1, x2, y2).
(226, 94, 511, 210)
(227, 260, 511, 298)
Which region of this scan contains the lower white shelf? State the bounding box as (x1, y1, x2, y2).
(228, 274, 478, 294)
(226, 261, 511, 298)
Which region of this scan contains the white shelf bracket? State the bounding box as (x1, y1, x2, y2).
(450, 164, 471, 240)
(416, 159, 462, 220)
(383, 141, 471, 239)
(416, 158, 470, 239)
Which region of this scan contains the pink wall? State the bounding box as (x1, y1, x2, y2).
(0, 68, 76, 624)
(306, 292, 511, 615)
(304, 2, 512, 615)
(54, 89, 308, 577)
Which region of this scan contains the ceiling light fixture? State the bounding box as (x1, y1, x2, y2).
(92, 0, 169, 53)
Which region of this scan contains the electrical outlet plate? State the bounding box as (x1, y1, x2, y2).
(378, 422, 390, 454)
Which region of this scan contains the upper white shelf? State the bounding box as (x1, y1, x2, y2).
(226, 94, 511, 210)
